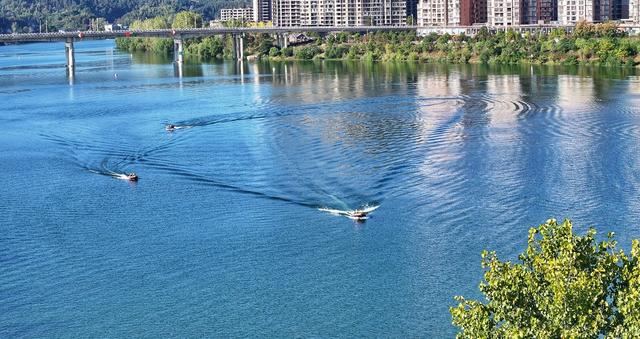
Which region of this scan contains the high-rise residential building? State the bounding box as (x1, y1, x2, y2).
(557, 0, 595, 23)
(522, 0, 536, 22)
(253, 0, 273, 21)
(299, 0, 336, 26)
(556, 0, 619, 23)
(536, 0, 557, 22)
(220, 7, 254, 21)
(557, 0, 616, 23)
(407, 0, 420, 22)
(473, 0, 488, 23)
(416, 0, 485, 25)
(273, 0, 302, 26)
(612, 0, 629, 20)
(593, 0, 612, 21)
(417, 0, 453, 25)
(630, 0, 639, 21)
(521, 0, 538, 23)
(487, 0, 522, 25)
(522, 0, 556, 23)
(273, 0, 407, 26)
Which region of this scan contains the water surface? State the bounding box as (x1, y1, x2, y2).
(2, 40, 640, 337)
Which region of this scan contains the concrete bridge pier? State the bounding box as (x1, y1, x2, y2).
(173, 38, 184, 64)
(65, 38, 75, 77)
(233, 34, 244, 60)
(231, 34, 237, 60)
(275, 33, 288, 49)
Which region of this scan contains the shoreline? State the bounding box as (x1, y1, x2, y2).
(115, 24, 640, 69)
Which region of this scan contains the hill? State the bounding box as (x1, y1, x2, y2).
(0, 0, 249, 33)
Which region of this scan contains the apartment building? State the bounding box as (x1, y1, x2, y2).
(220, 7, 254, 21)
(253, 0, 273, 21)
(612, 0, 629, 19)
(474, 0, 488, 22)
(417, 0, 452, 25)
(536, 0, 558, 22)
(412, 0, 553, 27)
(273, 0, 407, 26)
(299, 0, 336, 26)
(556, 0, 617, 23)
(416, 0, 627, 26)
(594, 0, 612, 20)
(273, 0, 302, 26)
(407, 0, 420, 22)
(488, 0, 522, 25)
(416, 0, 486, 25)
(557, 0, 595, 23)
(522, 0, 557, 23)
(631, 0, 639, 21)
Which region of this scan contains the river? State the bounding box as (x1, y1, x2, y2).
(2, 39, 640, 337)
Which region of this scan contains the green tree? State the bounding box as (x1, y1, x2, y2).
(451, 219, 640, 338)
(172, 11, 203, 29)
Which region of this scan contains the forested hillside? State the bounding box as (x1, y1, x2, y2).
(0, 0, 249, 33)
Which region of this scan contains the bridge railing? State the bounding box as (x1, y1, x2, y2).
(3, 24, 640, 43)
(0, 26, 419, 42)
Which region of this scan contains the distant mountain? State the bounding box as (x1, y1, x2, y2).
(0, 0, 250, 33)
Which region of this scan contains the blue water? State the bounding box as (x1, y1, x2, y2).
(2, 40, 640, 337)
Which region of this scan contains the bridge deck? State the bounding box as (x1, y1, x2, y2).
(2, 24, 639, 43)
(0, 26, 418, 43)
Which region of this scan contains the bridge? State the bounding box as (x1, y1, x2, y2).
(0, 26, 417, 77)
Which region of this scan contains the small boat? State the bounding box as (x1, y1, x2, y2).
(319, 205, 378, 221)
(124, 173, 138, 181)
(165, 124, 177, 132)
(347, 210, 368, 220)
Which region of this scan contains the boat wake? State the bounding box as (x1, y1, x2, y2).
(88, 169, 137, 181)
(165, 124, 194, 132)
(86, 160, 139, 181)
(40, 133, 151, 183)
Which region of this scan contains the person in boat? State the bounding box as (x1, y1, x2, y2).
(126, 173, 138, 181)
(165, 124, 177, 132)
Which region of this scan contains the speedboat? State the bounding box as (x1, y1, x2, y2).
(347, 210, 368, 220)
(165, 124, 177, 132)
(125, 173, 138, 181)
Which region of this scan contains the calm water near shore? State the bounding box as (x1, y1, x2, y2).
(2, 40, 640, 337)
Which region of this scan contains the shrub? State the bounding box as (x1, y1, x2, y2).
(324, 44, 349, 59)
(268, 46, 280, 57)
(294, 46, 321, 60)
(281, 47, 294, 57)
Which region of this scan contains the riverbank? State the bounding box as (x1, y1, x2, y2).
(115, 20, 640, 67)
(264, 22, 640, 67)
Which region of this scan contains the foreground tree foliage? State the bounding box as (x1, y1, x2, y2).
(451, 219, 640, 338)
